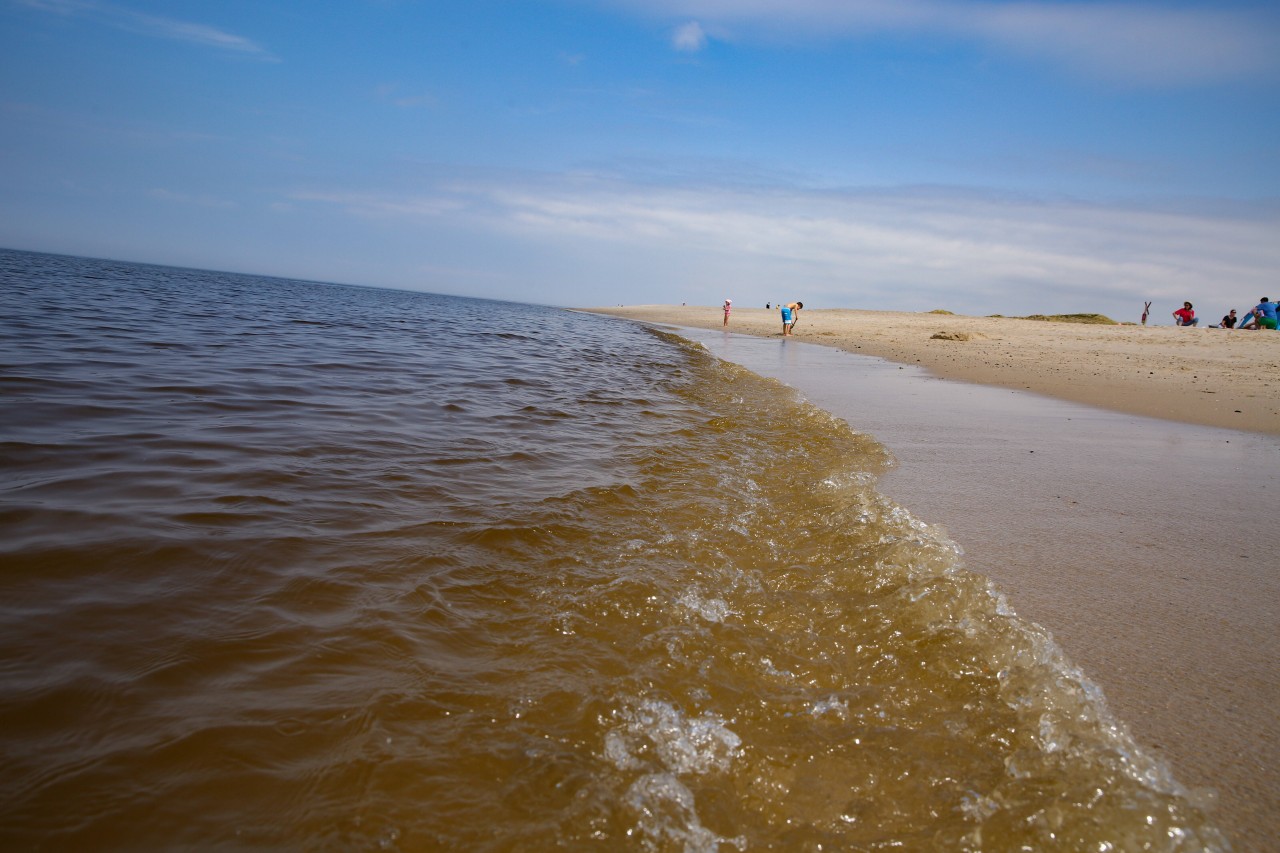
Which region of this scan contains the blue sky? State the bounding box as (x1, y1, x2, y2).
(2, 0, 1278, 320)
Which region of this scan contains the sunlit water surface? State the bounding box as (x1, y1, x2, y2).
(0, 250, 1224, 850)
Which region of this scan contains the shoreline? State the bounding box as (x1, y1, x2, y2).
(582, 305, 1280, 435)
(579, 309, 1280, 851)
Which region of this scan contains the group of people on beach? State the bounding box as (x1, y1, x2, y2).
(723, 300, 805, 335)
(1168, 297, 1278, 330)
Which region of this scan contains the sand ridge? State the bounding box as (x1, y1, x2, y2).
(585, 305, 1280, 434)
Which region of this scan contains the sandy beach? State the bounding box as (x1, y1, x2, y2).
(583, 305, 1280, 851)
(587, 305, 1280, 435)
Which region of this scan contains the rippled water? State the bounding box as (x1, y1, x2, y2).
(0, 249, 1225, 850)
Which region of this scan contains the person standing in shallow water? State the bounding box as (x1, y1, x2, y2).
(780, 301, 803, 336)
(722, 299, 731, 327)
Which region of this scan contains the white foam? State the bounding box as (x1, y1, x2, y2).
(676, 588, 734, 624)
(624, 773, 745, 853)
(607, 700, 745, 851)
(808, 695, 850, 720)
(608, 699, 742, 777)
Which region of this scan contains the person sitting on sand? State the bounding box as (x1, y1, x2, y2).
(781, 301, 803, 336)
(1239, 298, 1278, 330)
(1214, 309, 1238, 329)
(1172, 302, 1198, 326)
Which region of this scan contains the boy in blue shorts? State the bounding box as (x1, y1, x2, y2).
(780, 301, 803, 335)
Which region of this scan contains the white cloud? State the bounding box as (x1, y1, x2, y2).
(290, 174, 1280, 317)
(16, 0, 275, 59)
(672, 20, 708, 52)
(603, 0, 1280, 86)
(966, 3, 1279, 86)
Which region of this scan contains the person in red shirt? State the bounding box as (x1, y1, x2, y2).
(1172, 302, 1198, 326)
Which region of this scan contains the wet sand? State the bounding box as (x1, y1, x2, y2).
(581, 308, 1280, 852)
(587, 305, 1280, 436)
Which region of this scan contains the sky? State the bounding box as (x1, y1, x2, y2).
(2, 0, 1278, 321)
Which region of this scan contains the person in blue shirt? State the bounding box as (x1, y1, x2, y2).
(1239, 297, 1278, 330)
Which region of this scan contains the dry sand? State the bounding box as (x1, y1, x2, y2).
(583, 305, 1280, 850)
(588, 305, 1280, 435)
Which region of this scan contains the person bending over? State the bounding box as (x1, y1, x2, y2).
(781, 301, 803, 336)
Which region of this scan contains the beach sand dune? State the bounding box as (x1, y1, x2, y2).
(590, 305, 1280, 435)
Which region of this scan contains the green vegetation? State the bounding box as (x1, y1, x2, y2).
(973, 312, 1119, 324)
(928, 309, 955, 315)
(1020, 313, 1118, 325)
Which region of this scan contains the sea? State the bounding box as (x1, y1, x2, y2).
(0, 248, 1226, 851)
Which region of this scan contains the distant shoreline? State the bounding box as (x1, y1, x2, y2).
(581, 305, 1280, 435)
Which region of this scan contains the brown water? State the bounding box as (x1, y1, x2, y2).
(670, 323, 1280, 851)
(1, 251, 1226, 850)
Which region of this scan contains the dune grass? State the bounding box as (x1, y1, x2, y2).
(1020, 313, 1118, 325)
(986, 313, 1118, 325)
